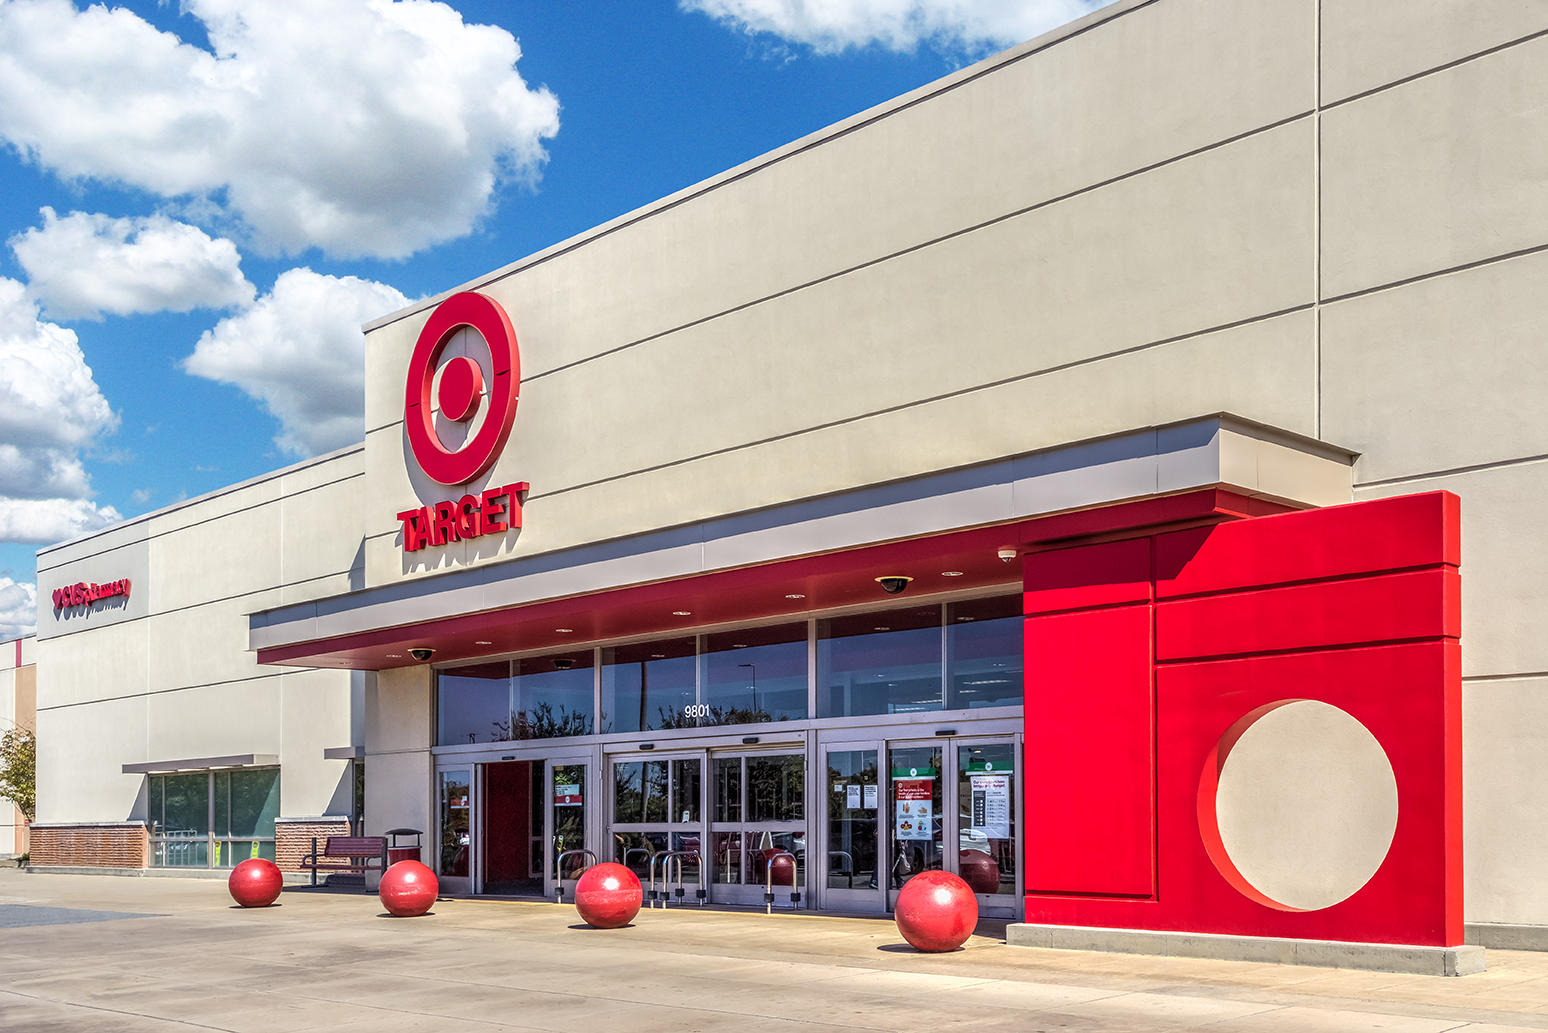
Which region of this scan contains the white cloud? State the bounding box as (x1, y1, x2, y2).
(11, 207, 255, 321)
(680, 0, 1108, 54)
(0, 577, 37, 640)
(0, 0, 561, 259)
(184, 268, 410, 458)
(0, 278, 121, 543)
(0, 496, 120, 546)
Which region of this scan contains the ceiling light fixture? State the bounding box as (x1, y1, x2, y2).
(941, 570, 965, 577)
(554, 628, 574, 633)
(475, 640, 493, 646)
(672, 610, 692, 616)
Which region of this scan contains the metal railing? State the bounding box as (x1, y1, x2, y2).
(652, 848, 705, 908)
(762, 850, 802, 915)
(554, 849, 598, 903)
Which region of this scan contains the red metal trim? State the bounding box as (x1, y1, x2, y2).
(258, 488, 1276, 670)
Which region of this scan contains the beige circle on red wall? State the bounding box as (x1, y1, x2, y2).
(1200, 700, 1398, 911)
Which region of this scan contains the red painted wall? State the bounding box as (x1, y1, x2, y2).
(1022, 491, 1463, 947)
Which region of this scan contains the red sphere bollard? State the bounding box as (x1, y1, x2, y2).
(957, 849, 1001, 895)
(574, 862, 642, 928)
(228, 858, 283, 908)
(894, 870, 979, 952)
(379, 860, 439, 917)
(760, 849, 796, 887)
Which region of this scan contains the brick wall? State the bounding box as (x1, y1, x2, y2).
(275, 818, 353, 872)
(30, 823, 148, 868)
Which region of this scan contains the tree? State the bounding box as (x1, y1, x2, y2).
(0, 727, 35, 822)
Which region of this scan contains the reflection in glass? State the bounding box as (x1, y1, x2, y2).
(440, 770, 471, 878)
(957, 744, 1016, 896)
(888, 745, 943, 890)
(552, 763, 587, 878)
(436, 662, 509, 744)
(826, 749, 878, 891)
(613, 829, 668, 882)
(700, 624, 808, 725)
(600, 639, 696, 733)
(511, 654, 594, 739)
(613, 760, 668, 824)
(713, 758, 741, 823)
(818, 607, 943, 718)
(747, 755, 804, 823)
(437, 654, 595, 745)
(673, 759, 701, 824)
(946, 597, 1023, 710)
(712, 831, 743, 885)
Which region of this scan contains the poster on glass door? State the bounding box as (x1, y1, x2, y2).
(894, 779, 934, 840)
(969, 774, 1011, 840)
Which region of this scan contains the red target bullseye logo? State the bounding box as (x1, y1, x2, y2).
(404, 292, 520, 486)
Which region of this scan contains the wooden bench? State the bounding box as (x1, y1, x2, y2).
(300, 836, 388, 886)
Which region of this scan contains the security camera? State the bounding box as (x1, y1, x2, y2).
(552, 657, 575, 671)
(997, 547, 1018, 563)
(874, 576, 914, 595)
(409, 647, 436, 662)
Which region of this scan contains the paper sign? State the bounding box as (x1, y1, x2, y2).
(846, 784, 861, 809)
(968, 774, 1011, 840)
(894, 779, 934, 840)
(862, 784, 878, 809)
(554, 782, 582, 807)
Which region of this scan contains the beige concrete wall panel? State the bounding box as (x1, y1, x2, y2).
(364, 750, 432, 870)
(363, 0, 1312, 406)
(366, 665, 433, 755)
(37, 619, 149, 710)
(279, 475, 368, 588)
(35, 519, 148, 574)
(1355, 461, 1548, 679)
(276, 447, 363, 496)
(520, 310, 1315, 557)
(14, 664, 35, 732)
(1321, 37, 1548, 298)
(148, 502, 282, 611)
(147, 595, 280, 692)
(1463, 675, 1548, 925)
(145, 474, 283, 539)
(362, 122, 1314, 581)
(1321, 0, 1547, 103)
(279, 668, 357, 819)
(34, 696, 149, 823)
(277, 571, 359, 608)
(145, 680, 282, 763)
(1323, 252, 1548, 484)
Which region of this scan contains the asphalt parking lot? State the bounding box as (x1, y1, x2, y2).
(2, 866, 1547, 1032)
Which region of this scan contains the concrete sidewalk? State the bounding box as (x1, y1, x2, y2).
(1, 867, 1546, 1032)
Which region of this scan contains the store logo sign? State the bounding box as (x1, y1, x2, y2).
(53, 579, 131, 613)
(397, 292, 530, 553)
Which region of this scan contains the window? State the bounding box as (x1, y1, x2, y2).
(817, 606, 943, 717)
(600, 638, 695, 733)
(436, 652, 596, 745)
(700, 623, 808, 725)
(148, 768, 279, 868)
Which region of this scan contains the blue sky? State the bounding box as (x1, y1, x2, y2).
(0, 0, 1107, 636)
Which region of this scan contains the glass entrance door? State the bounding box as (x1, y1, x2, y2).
(886, 743, 944, 908)
(610, 754, 703, 899)
(709, 751, 806, 906)
(437, 768, 473, 894)
(547, 758, 589, 900)
(822, 745, 883, 911)
(884, 738, 1019, 918)
(955, 742, 1018, 916)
